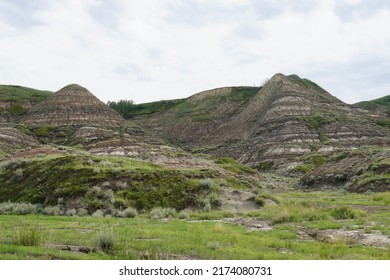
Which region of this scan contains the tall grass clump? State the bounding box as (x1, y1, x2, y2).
(331, 206, 360, 220)
(95, 229, 116, 253)
(13, 227, 43, 246)
(259, 200, 329, 224)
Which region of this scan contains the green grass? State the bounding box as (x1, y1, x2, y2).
(215, 157, 256, 174)
(355, 95, 390, 114)
(0, 190, 388, 260)
(0, 85, 52, 103)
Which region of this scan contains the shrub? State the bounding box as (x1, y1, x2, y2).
(13, 203, 37, 215)
(92, 209, 104, 218)
(115, 211, 125, 218)
(34, 125, 50, 137)
(77, 208, 89, 216)
(65, 208, 77, 216)
(199, 178, 213, 189)
(43, 206, 61, 216)
(124, 207, 138, 218)
(331, 206, 359, 220)
(95, 229, 116, 253)
(178, 210, 190, 219)
(13, 168, 24, 178)
(104, 190, 115, 204)
(203, 200, 212, 212)
(208, 192, 221, 208)
(0, 202, 13, 214)
(13, 227, 43, 246)
(150, 207, 177, 219)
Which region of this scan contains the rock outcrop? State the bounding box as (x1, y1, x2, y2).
(21, 84, 124, 127)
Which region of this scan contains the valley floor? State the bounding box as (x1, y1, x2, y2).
(0, 190, 389, 260)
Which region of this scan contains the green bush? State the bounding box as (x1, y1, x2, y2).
(34, 125, 50, 137)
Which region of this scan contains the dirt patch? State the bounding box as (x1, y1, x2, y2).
(47, 244, 93, 254)
(218, 187, 260, 212)
(299, 228, 390, 248)
(223, 217, 273, 231)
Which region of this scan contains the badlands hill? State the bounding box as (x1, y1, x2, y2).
(0, 73, 389, 207)
(0, 83, 262, 214)
(125, 74, 389, 166)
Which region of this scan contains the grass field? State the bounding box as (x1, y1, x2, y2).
(0, 190, 389, 260)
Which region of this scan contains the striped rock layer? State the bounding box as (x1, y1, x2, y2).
(21, 84, 124, 127)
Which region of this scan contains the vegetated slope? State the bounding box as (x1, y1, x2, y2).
(0, 85, 52, 123)
(354, 95, 390, 129)
(300, 147, 390, 192)
(127, 74, 389, 170)
(355, 95, 390, 115)
(0, 153, 261, 213)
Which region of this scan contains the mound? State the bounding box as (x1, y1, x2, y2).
(21, 84, 124, 127)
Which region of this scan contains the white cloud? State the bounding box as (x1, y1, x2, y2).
(0, 0, 389, 104)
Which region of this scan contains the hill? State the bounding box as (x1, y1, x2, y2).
(125, 74, 389, 169)
(0, 84, 263, 214)
(354, 95, 390, 114)
(21, 84, 125, 127)
(0, 85, 52, 123)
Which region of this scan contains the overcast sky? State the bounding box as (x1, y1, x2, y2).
(1, 0, 389, 104)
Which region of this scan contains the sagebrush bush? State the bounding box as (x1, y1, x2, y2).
(150, 207, 177, 219)
(65, 208, 77, 216)
(43, 206, 61, 216)
(13, 168, 24, 178)
(0, 202, 13, 214)
(199, 178, 213, 189)
(178, 210, 190, 219)
(77, 208, 89, 216)
(124, 207, 137, 218)
(13, 203, 37, 215)
(92, 209, 104, 217)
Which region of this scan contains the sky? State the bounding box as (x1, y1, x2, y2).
(0, 0, 390, 104)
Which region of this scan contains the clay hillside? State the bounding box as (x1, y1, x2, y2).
(113, 74, 390, 192)
(125, 74, 389, 165)
(0, 83, 262, 214)
(21, 84, 125, 127)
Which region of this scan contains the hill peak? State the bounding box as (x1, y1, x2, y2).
(21, 84, 124, 127)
